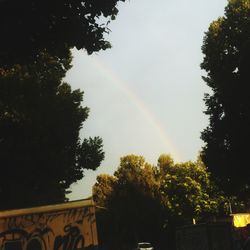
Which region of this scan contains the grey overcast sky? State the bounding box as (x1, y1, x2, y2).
(66, 0, 228, 200)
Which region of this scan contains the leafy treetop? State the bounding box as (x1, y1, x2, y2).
(93, 154, 228, 250)
(158, 155, 226, 220)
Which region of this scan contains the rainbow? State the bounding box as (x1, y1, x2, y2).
(85, 55, 182, 162)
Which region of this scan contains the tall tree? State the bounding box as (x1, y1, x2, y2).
(200, 0, 250, 199)
(0, 51, 104, 210)
(0, 0, 126, 67)
(93, 155, 165, 250)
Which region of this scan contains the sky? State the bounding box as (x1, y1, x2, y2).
(66, 0, 228, 200)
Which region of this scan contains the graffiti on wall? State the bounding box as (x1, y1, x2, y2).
(0, 206, 97, 250)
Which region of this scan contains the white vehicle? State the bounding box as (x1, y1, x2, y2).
(137, 242, 154, 250)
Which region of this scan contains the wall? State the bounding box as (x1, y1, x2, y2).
(176, 223, 233, 250)
(0, 205, 98, 250)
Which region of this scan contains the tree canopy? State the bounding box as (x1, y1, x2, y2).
(200, 0, 250, 199)
(158, 155, 226, 221)
(92, 174, 117, 208)
(0, 0, 129, 209)
(93, 154, 227, 250)
(93, 155, 165, 250)
(0, 0, 125, 67)
(0, 51, 104, 210)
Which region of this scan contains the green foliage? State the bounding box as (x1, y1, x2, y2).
(92, 174, 117, 208)
(201, 0, 250, 199)
(157, 153, 174, 176)
(93, 155, 165, 250)
(0, 51, 104, 210)
(159, 156, 226, 221)
(114, 155, 159, 195)
(0, 0, 126, 67)
(93, 154, 227, 250)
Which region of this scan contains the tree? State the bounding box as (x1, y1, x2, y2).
(156, 155, 228, 249)
(158, 155, 226, 222)
(93, 154, 227, 250)
(0, 0, 126, 67)
(201, 0, 250, 199)
(92, 174, 117, 208)
(93, 155, 165, 250)
(157, 153, 174, 177)
(0, 51, 104, 210)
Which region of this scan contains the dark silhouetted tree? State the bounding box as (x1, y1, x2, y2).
(201, 0, 250, 200)
(0, 51, 104, 210)
(93, 155, 165, 250)
(0, 0, 126, 67)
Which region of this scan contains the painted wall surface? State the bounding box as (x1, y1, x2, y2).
(0, 205, 98, 250)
